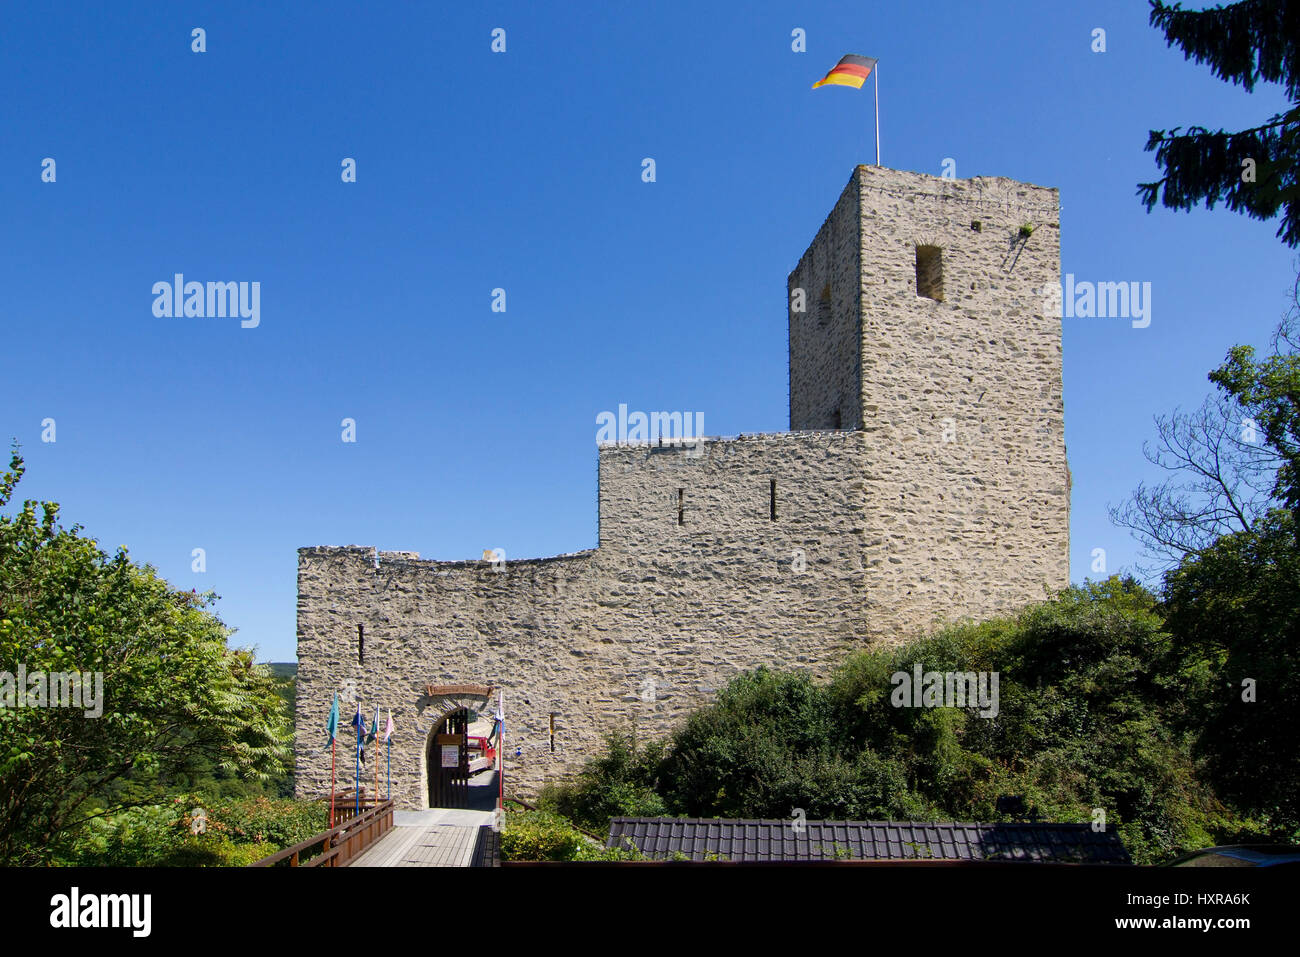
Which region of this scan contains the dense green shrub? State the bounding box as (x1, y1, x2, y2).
(162, 836, 277, 867)
(203, 795, 327, 848)
(828, 578, 1244, 864)
(1161, 510, 1300, 839)
(499, 809, 641, 861)
(69, 803, 188, 867)
(59, 795, 327, 866)
(658, 668, 932, 821)
(536, 732, 667, 832)
(538, 579, 1266, 864)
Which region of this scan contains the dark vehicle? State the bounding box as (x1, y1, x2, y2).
(1165, 845, 1300, 867)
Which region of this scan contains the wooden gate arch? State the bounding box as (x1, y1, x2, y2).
(418, 684, 495, 809)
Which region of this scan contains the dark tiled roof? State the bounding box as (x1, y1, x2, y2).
(606, 818, 1131, 864)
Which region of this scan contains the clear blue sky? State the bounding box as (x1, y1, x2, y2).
(2, 1, 1294, 663)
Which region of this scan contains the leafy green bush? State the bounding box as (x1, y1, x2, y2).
(70, 803, 188, 867)
(203, 795, 327, 848)
(1162, 510, 1300, 840)
(58, 795, 328, 866)
(826, 578, 1236, 864)
(500, 810, 595, 861)
(536, 732, 666, 832)
(162, 836, 277, 867)
(659, 667, 932, 821)
(500, 809, 645, 862)
(538, 579, 1263, 864)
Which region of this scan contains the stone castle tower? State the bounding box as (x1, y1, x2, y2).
(294, 165, 1069, 807)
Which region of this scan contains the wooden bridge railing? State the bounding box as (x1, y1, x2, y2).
(250, 798, 395, 867)
(328, 789, 381, 825)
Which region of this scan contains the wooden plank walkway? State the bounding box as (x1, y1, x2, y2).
(347, 808, 497, 868)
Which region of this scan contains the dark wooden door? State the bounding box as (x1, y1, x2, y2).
(427, 709, 470, 808)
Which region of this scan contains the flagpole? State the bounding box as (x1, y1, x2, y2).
(874, 63, 881, 166)
(326, 692, 339, 829)
(496, 690, 504, 812)
(354, 706, 361, 817)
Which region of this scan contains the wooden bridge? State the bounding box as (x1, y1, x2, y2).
(251, 783, 500, 868)
(349, 808, 498, 867)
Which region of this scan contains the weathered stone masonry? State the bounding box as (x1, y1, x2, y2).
(295, 166, 1070, 806)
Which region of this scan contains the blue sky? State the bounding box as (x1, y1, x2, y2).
(2, 1, 1294, 663)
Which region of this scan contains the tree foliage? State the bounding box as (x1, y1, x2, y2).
(60, 794, 324, 867)
(1105, 274, 1300, 846)
(541, 581, 1270, 864)
(1113, 274, 1300, 571)
(1109, 392, 1283, 572)
(536, 731, 667, 831)
(1209, 302, 1300, 511)
(1162, 509, 1300, 833)
(0, 448, 293, 864)
(1139, 0, 1300, 246)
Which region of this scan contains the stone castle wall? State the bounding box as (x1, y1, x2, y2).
(295, 166, 1070, 807)
(297, 432, 874, 805)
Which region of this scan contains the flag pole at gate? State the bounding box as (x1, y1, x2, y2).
(353, 703, 362, 816)
(325, 693, 339, 828)
(496, 689, 504, 811)
(385, 709, 393, 801)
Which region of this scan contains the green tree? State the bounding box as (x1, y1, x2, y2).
(659, 668, 868, 819)
(828, 580, 1224, 865)
(1111, 278, 1300, 569)
(1161, 509, 1300, 836)
(1112, 289, 1300, 842)
(1139, 0, 1300, 246)
(1107, 391, 1282, 572)
(0, 448, 293, 864)
(1209, 303, 1300, 511)
(536, 731, 667, 832)
(548, 581, 1248, 863)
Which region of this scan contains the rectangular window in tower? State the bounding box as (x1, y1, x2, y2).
(358, 624, 365, 665)
(832, 407, 842, 430)
(770, 480, 777, 521)
(916, 245, 944, 301)
(677, 488, 684, 526)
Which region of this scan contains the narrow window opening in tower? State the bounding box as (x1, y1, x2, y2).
(358, 623, 365, 665)
(916, 245, 944, 301)
(817, 283, 831, 327)
(677, 488, 684, 526)
(832, 407, 842, 430)
(770, 479, 777, 521)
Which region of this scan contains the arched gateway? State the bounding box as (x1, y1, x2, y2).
(418, 684, 495, 809)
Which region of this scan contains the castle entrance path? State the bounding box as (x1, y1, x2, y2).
(348, 781, 497, 867)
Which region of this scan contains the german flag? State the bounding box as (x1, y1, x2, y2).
(812, 54, 877, 90)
